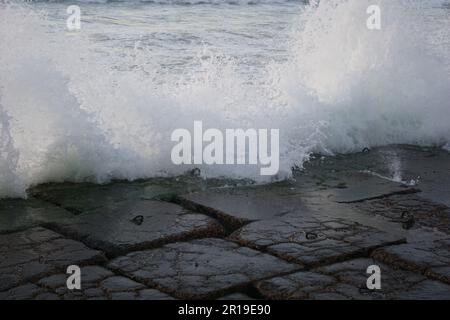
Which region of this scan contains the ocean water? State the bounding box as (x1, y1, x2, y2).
(0, 0, 449, 198)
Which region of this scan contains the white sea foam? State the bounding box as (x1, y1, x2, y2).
(0, 0, 449, 198)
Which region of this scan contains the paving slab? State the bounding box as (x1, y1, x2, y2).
(328, 174, 418, 203)
(381, 146, 450, 207)
(0, 227, 105, 291)
(28, 176, 246, 215)
(177, 184, 311, 227)
(230, 215, 404, 267)
(300, 145, 450, 206)
(255, 258, 450, 300)
(0, 265, 173, 300)
(352, 194, 450, 234)
(0, 198, 70, 234)
(372, 238, 450, 284)
(178, 174, 418, 233)
(30, 182, 172, 214)
(300, 169, 418, 204)
(296, 148, 420, 199)
(48, 200, 225, 256)
(108, 238, 299, 299)
(0, 189, 226, 258)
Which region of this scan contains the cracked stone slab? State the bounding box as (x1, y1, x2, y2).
(48, 200, 225, 256)
(299, 170, 420, 203)
(0, 227, 105, 292)
(178, 175, 417, 229)
(28, 176, 240, 216)
(177, 184, 321, 227)
(296, 146, 424, 203)
(377, 145, 450, 207)
(313, 171, 419, 204)
(353, 194, 450, 234)
(0, 266, 173, 300)
(255, 258, 450, 300)
(108, 238, 298, 299)
(372, 238, 450, 284)
(230, 215, 404, 267)
(299, 145, 449, 206)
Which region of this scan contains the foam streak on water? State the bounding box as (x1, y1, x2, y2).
(0, 0, 449, 198)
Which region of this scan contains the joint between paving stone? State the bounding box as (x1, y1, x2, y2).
(370, 243, 450, 285)
(336, 188, 421, 204)
(171, 195, 251, 233)
(41, 221, 226, 259)
(30, 195, 85, 215)
(270, 238, 405, 272)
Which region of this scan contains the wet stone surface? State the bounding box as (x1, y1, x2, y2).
(230, 215, 404, 267)
(0, 198, 70, 234)
(353, 194, 450, 234)
(177, 173, 419, 234)
(318, 172, 418, 204)
(0, 266, 173, 300)
(372, 238, 450, 284)
(177, 184, 310, 228)
(1, 145, 449, 300)
(108, 238, 299, 299)
(379, 146, 450, 207)
(255, 258, 450, 300)
(29, 176, 242, 215)
(29, 182, 172, 214)
(47, 199, 225, 257)
(298, 145, 450, 209)
(0, 227, 105, 292)
(296, 150, 421, 200)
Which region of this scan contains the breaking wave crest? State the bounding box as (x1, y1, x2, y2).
(0, 0, 449, 197)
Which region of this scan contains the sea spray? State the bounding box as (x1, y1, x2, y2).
(0, 103, 25, 198)
(0, 0, 449, 198)
(274, 0, 450, 156)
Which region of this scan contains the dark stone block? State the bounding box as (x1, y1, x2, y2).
(49, 200, 225, 256)
(255, 258, 450, 300)
(1, 265, 174, 300)
(230, 216, 404, 267)
(372, 239, 450, 284)
(0, 227, 105, 291)
(108, 238, 298, 299)
(0, 198, 70, 234)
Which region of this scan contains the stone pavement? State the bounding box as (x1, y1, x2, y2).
(255, 258, 450, 300)
(1, 145, 450, 299)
